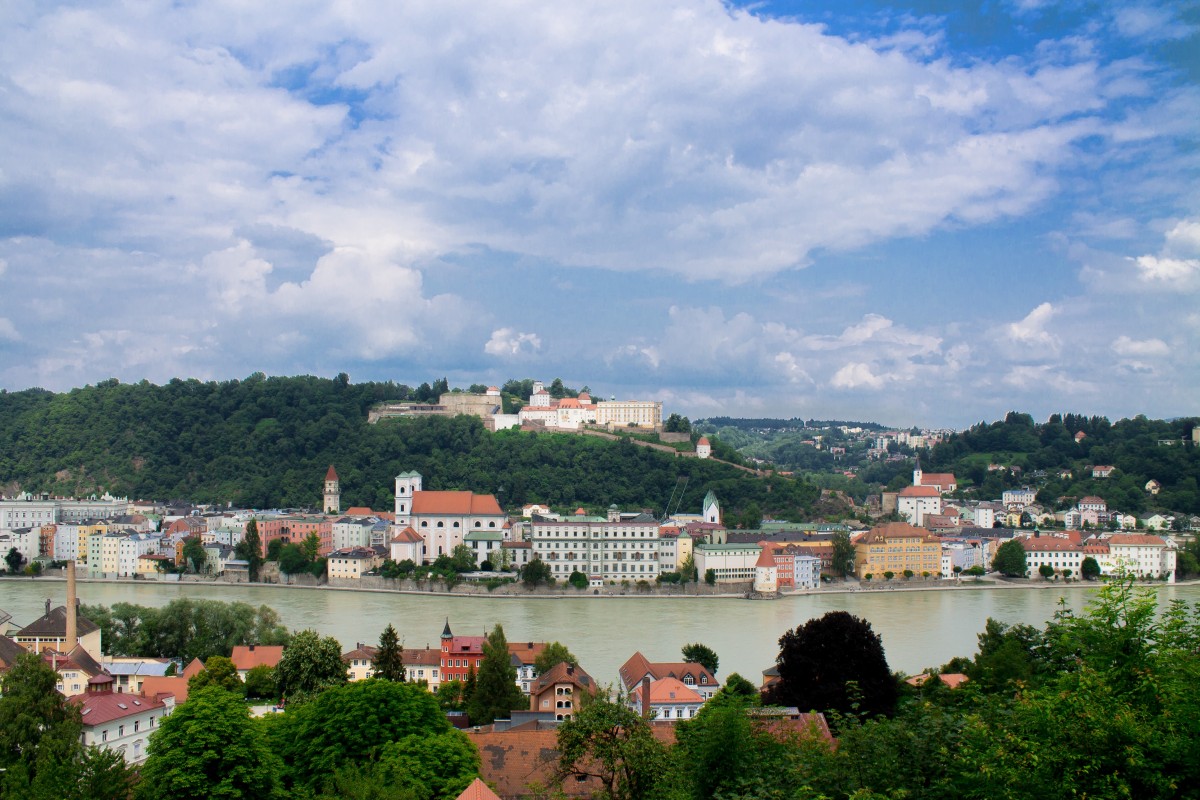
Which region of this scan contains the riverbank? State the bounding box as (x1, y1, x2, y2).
(8, 571, 1189, 601)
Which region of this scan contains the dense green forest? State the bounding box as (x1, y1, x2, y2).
(0, 375, 819, 522)
(925, 412, 1200, 515)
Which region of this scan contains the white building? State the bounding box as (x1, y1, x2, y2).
(897, 486, 942, 526)
(72, 677, 174, 765)
(529, 507, 661, 584)
(332, 517, 376, 551)
(393, 471, 506, 562)
(1002, 488, 1037, 508)
(694, 543, 761, 583)
(1106, 534, 1175, 581)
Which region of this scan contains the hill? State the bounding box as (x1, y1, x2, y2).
(0, 375, 821, 522)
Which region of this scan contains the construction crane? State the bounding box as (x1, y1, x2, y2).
(662, 476, 688, 521)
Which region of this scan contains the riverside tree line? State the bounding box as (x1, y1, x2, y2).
(3, 574, 1198, 799)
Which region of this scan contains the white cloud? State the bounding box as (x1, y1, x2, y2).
(830, 362, 886, 390)
(484, 328, 542, 357)
(1132, 255, 1200, 282)
(1112, 335, 1168, 357)
(1128, 218, 1200, 285)
(0, 318, 19, 342)
(1005, 302, 1059, 349)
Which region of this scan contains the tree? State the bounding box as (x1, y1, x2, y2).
(5, 546, 25, 574)
(0, 652, 84, 797)
(1081, 556, 1101, 580)
(679, 552, 698, 583)
(266, 538, 283, 561)
(181, 536, 207, 573)
(681, 642, 719, 676)
(521, 558, 553, 588)
(568, 570, 589, 589)
(372, 624, 405, 681)
(467, 624, 525, 725)
(556, 697, 677, 800)
(274, 629, 348, 700)
(1039, 564, 1055, 579)
(764, 611, 898, 719)
(234, 518, 264, 581)
(244, 665, 275, 699)
(188, 655, 245, 694)
(663, 413, 691, 433)
(534, 641, 579, 674)
(705, 568, 716, 586)
(278, 543, 309, 576)
(270, 679, 452, 792)
(138, 685, 282, 800)
(831, 531, 855, 577)
(992, 539, 1028, 577)
(372, 730, 480, 800)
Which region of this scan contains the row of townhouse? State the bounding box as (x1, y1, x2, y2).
(1019, 532, 1176, 580)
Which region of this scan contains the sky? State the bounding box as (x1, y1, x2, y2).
(0, 0, 1197, 428)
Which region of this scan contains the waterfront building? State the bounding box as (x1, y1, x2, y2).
(694, 542, 760, 583)
(393, 472, 506, 563)
(327, 546, 382, 579)
(854, 521, 942, 579)
(528, 506, 661, 585)
(440, 621, 485, 684)
(332, 517, 376, 550)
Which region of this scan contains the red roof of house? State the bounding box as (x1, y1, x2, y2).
(402, 647, 441, 667)
(618, 652, 717, 692)
(905, 673, 968, 689)
(1079, 496, 1106, 504)
(507, 641, 548, 665)
(392, 526, 424, 544)
(456, 778, 502, 800)
(858, 521, 937, 543)
(899, 485, 941, 498)
(697, 437, 710, 445)
(71, 690, 168, 726)
(1108, 534, 1166, 546)
(230, 645, 284, 671)
(1020, 537, 1080, 552)
(411, 492, 503, 516)
(342, 645, 378, 662)
(918, 472, 956, 487)
(631, 676, 703, 706)
(755, 548, 776, 568)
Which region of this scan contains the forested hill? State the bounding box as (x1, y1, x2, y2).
(0, 376, 820, 522)
(924, 412, 1200, 514)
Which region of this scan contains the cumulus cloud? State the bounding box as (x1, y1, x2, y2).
(830, 363, 886, 390)
(1112, 335, 1168, 357)
(1129, 218, 1200, 284)
(0, 318, 19, 342)
(484, 328, 542, 357)
(1005, 303, 1059, 349)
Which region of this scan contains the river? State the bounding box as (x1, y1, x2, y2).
(4, 579, 1197, 687)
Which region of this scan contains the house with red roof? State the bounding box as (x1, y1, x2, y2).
(229, 644, 284, 679)
(440, 620, 486, 684)
(393, 472, 506, 563)
(628, 676, 704, 721)
(529, 661, 597, 721)
(72, 673, 174, 764)
(618, 651, 719, 702)
(897, 485, 942, 526)
(913, 458, 957, 494)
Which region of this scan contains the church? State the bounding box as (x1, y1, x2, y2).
(393, 472, 506, 562)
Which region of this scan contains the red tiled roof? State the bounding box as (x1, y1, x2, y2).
(1108, 534, 1166, 546)
(412, 492, 503, 516)
(140, 675, 190, 704)
(618, 652, 716, 692)
(631, 676, 703, 705)
(326, 465, 338, 481)
(507, 641, 548, 665)
(456, 778, 502, 800)
(230, 645, 284, 671)
(899, 485, 940, 498)
(392, 526, 423, 543)
(1020, 537, 1080, 552)
(918, 472, 956, 487)
(343, 645, 378, 662)
(858, 521, 937, 543)
(71, 690, 167, 726)
(402, 647, 441, 666)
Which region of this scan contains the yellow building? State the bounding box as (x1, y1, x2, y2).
(77, 522, 110, 564)
(854, 522, 942, 579)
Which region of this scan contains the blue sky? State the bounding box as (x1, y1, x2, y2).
(0, 0, 1196, 428)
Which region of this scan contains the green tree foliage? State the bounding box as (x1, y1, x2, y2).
(372, 624, 405, 682)
(5, 546, 25, 574)
(557, 697, 680, 800)
(992, 538, 1028, 577)
(0, 652, 84, 796)
(138, 685, 282, 800)
(234, 518, 264, 581)
(568, 570, 589, 589)
(274, 629, 348, 701)
(1038, 564, 1055, 578)
(663, 413, 691, 433)
(270, 679, 453, 793)
(0, 376, 824, 522)
(370, 730, 480, 800)
(534, 641, 579, 674)
(181, 536, 207, 573)
(243, 665, 276, 700)
(1081, 555, 1101, 580)
(278, 543, 310, 576)
(764, 611, 898, 719)
(704, 568, 716, 586)
(79, 598, 289, 662)
(188, 655, 245, 695)
(467, 624, 525, 725)
(831, 531, 855, 577)
(521, 558, 553, 587)
(681, 642, 719, 676)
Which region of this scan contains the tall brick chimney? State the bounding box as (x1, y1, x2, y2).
(65, 560, 77, 652)
(640, 676, 651, 718)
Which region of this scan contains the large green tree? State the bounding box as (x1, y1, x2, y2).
(0, 652, 84, 797)
(467, 624, 525, 725)
(992, 538, 1028, 577)
(274, 629, 347, 701)
(234, 518, 264, 581)
(764, 611, 898, 719)
(138, 685, 282, 800)
(188, 655, 245, 695)
(557, 697, 680, 800)
(533, 641, 579, 674)
(372, 624, 405, 681)
(831, 531, 856, 577)
(271, 679, 454, 793)
(681, 642, 719, 676)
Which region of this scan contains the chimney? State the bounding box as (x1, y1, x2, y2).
(45, 598, 51, 616)
(640, 676, 651, 718)
(65, 561, 78, 653)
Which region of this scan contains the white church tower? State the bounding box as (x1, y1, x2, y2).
(323, 465, 340, 515)
(394, 471, 424, 527)
(913, 456, 923, 488)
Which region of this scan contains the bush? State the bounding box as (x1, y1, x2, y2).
(568, 571, 588, 590)
(903, 569, 914, 580)
(884, 571, 895, 581)
(636, 580, 651, 592)
(864, 573, 873, 581)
